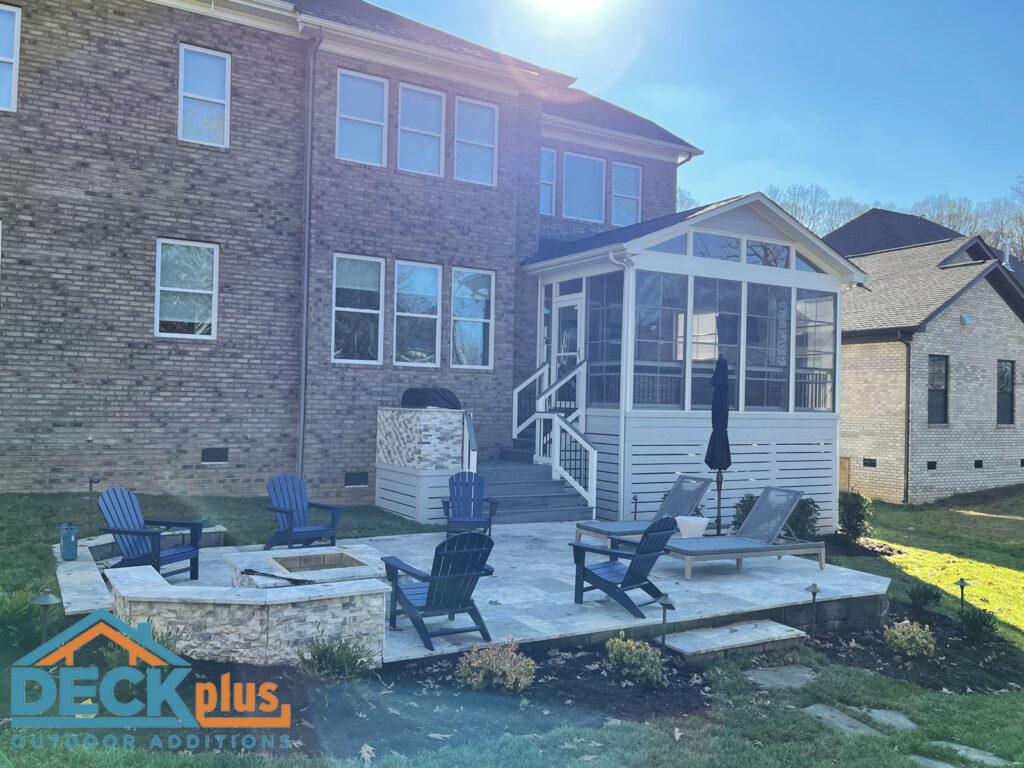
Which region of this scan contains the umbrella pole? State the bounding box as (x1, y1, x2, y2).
(715, 469, 724, 536)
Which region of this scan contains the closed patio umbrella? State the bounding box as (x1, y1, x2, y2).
(704, 354, 733, 535)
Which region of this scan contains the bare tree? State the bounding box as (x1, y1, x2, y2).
(676, 187, 699, 212)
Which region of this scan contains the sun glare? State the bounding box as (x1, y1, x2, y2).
(531, 0, 607, 18)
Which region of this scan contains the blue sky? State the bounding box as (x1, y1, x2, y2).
(372, 0, 1024, 208)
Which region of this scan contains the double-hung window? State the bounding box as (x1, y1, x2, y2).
(611, 162, 641, 226)
(178, 44, 230, 147)
(451, 268, 494, 369)
(454, 97, 497, 185)
(333, 254, 384, 363)
(927, 355, 949, 424)
(998, 360, 1014, 425)
(155, 239, 218, 338)
(540, 148, 556, 214)
(563, 152, 605, 222)
(394, 262, 440, 366)
(398, 84, 444, 176)
(336, 70, 387, 166)
(0, 4, 20, 112)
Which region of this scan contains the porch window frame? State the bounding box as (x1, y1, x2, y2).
(0, 2, 21, 113)
(332, 253, 385, 365)
(450, 266, 495, 370)
(393, 260, 442, 368)
(177, 43, 231, 148)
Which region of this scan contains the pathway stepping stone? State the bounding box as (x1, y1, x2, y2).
(908, 756, 960, 768)
(802, 704, 882, 737)
(864, 709, 918, 730)
(930, 741, 1011, 767)
(745, 664, 817, 688)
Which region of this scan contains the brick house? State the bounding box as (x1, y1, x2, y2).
(1, 0, 863, 529)
(827, 209, 1024, 503)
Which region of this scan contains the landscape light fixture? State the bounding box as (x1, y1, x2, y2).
(655, 593, 675, 650)
(955, 578, 970, 611)
(32, 589, 61, 644)
(805, 583, 820, 640)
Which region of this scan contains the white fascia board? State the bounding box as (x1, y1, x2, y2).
(522, 244, 628, 276)
(541, 114, 700, 164)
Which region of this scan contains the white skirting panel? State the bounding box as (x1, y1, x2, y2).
(623, 412, 840, 534)
(374, 463, 449, 526)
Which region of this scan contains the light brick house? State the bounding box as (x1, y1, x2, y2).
(827, 210, 1024, 503)
(1, 0, 864, 529)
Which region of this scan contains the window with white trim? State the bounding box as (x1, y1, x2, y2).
(611, 162, 641, 226)
(155, 240, 218, 338)
(0, 4, 20, 112)
(178, 44, 230, 147)
(451, 268, 494, 368)
(333, 254, 384, 363)
(394, 261, 440, 366)
(398, 84, 444, 176)
(336, 70, 387, 166)
(540, 147, 555, 215)
(563, 152, 605, 222)
(454, 97, 496, 185)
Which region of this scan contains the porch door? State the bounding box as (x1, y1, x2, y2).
(552, 297, 584, 412)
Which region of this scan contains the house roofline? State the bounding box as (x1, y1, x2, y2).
(540, 114, 701, 163)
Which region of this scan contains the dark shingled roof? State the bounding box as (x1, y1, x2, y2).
(842, 237, 994, 334)
(528, 196, 745, 265)
(542, 89, 701, 152)
(824, 208, 963, 257)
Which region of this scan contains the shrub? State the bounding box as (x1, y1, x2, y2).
(908, 583, 943, 611)
(959, 605, 999, 645)
(605, 632, 664, 684)
(455, 639, 535, 693)
(838, 492, 874, 540)
(730, 494, 820, 541)
(883, 621, 935, 657)
(0, 588, 44, 648)
(298, 632, 373, 681)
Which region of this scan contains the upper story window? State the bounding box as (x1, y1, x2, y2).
(746, 240, 790, 268)
(997, 359, 1014, 425)
(454, 97, 497, 186)
(693, 232, 740, 262)
(0, 4, 21, 112)
(394, 262, 440, 366)
(398, 84, 444, 176)
(927, 354, 949, 424)
(178, 44, 230, 147)
(540, 148, 556, 215)
(155, 239, 218, 339)
(451, 268, 494, 369)
(333, 254, 384, 364)
(563, 152, 605, 223)
(336, 70, 387, 166)
(611, 163, 642, 226)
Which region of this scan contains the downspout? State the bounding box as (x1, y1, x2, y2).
(296, 31, 323, 478)
(610, 250, 632, 520)
(897, 330, 911, 503)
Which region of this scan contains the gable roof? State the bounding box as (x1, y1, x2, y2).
(824, 208, 963, 256)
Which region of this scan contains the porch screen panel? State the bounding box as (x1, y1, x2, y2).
(586, 271, 623, 406)
(633, 270, 687, 408)
(691, 278, 740, 409)
(795, 289, 836, 411)
(744, 283, 791, 410)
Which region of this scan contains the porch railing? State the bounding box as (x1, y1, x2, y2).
(536, 360, 587, 431)
(512, 364, 549, 440)
(548, 412, 597, 517)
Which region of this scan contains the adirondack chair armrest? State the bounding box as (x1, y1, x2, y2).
(483, 497, 498, 517)
(483, 564, 495, 577)
(100, 526, 164, 559)
(144, 518, 205, 548)
(441, 499, 451, 518)
(569, 541, 638, 564)
(607, 534, 640, 551)
(381, 556, 430, 582)
(266, 504, 297, 527)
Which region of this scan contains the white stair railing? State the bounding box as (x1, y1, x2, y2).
(462, 411, 478, 472)
(549, 413, 597, 518)
(512, 364, 549, 440)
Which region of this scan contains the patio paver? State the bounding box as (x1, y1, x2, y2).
(802, 704, 883, 737)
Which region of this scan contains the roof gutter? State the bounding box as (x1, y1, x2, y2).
(523, 244, 628, 275)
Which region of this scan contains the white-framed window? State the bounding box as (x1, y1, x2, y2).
(540, 147, 556, 215)
(454, 97, 497, 185)
(333, 254, 384, 364)
(178, 44, 230, 147)
(155, 239, 218, 339)
(612, 162, 642, 226)
(398, 84, 444, 176)
(336, 69, 387, 166)
(451, 268, 494, 369)
(0, 3, 21, 112)
(563, 152, 605, 223)
(394, 261, 441, 366)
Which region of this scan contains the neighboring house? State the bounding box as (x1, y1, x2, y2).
(0, 0, 862, 530)
(826, 210, 1024, 503)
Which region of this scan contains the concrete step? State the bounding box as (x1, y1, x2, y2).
(664, 621, 807, 663)
(498, 446, 534, 463)
(494, 506, 595, 524)
(485, 479, 570, 496)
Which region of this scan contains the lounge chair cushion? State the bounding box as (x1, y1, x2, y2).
(667, 536, 822, 556)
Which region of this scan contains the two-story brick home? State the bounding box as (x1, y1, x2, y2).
(1, 0, 864, 530)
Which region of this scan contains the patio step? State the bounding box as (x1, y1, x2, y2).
(478, 459, 590, 523)
(494, 506, 594, 524)
(664, 621, 808, 663)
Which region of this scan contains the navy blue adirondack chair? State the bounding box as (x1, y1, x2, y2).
(265, 475, 343, 550)
(98, 488, 204, 579)
(381, 532, 494, 651)
(441, 471, 497, 536)
(569, 515, 677, 618)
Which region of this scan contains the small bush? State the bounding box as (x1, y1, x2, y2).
(455, 639, 535, 693)
(883, 621, 935, 657)
(298, 632, 373, 681)
(959, 605, 999, 645)
(605, 632, 664, 685)
(838, 491, 874, 540)
(0, 588, 44, 648)
(730, 494, 820, 541)
(908, 583, 943, 611)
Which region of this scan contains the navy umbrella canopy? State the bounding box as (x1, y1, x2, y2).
(704, 355, 733, 534)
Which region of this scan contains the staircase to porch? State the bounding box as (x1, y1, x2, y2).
(477, 458, 592, 524)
